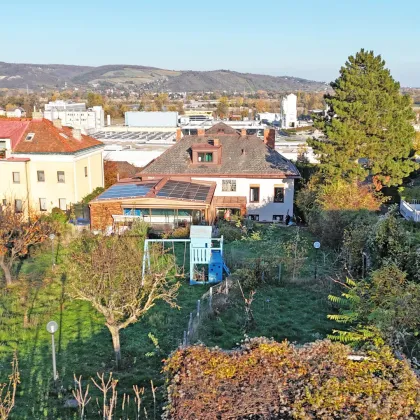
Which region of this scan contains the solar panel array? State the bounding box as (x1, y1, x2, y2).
(96, 182, 156, 201)
(156, 180, 211, 202)
(92, 131, 175, 144)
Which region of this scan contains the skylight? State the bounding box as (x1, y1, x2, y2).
(25, 133, 35, 142)
(59, 133, 69, 139)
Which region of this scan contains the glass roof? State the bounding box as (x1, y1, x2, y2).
(156, 180, 210, 202)
(96, 182, 156, 200)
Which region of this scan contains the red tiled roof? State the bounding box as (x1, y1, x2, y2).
(0, 119, 103, 154)
(0, 120, 31, 149)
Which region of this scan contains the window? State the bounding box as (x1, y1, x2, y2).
(274, 187, 285, 203)
(59, 198, 66, 211)
(39, 198, 47, 211)
(84, 166, 88, 177)
(37, 170, 45, 182)
(249, 186, 260, 203)
(12, 172, 20, 184)
(198, 152, 213, 162)
(2, 199, 7, 206)
(273, 215, 284, 222)
(15, 199, 22, 213)
(25, 133, 35, 142)
(57, 171, 65, 183)
(248, 214, 259, 221)
(222, 179, 236, 192)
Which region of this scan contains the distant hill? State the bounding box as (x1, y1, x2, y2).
(0, 61, 329, 92)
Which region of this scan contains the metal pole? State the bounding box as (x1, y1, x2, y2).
(314, 249, 318, 280)
(51, 240, 54, 269)
(51, 333, 57, 382)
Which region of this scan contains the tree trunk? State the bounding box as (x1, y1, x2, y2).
(108, 325, 121, 369)
(0, 257, 13, 286)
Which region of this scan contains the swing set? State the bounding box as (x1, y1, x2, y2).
(141, 226, 230, 285)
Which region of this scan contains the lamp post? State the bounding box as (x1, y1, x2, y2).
(313, 241, 321, 280)
(49, 233, 55, 268)
(46, 320, 59, 383)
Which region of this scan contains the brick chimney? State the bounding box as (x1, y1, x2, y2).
(53, 119, 62, 129)
(263, 128, 276, 149)
(197, 128, 205, 136)
(72, 128, 82, 141)
(214, 138, 220, 146)
(176, 128, 182, 142)
(241, 128, 247, 137)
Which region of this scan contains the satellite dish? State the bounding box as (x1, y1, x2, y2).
(313, 241, 321, 249)
(46, 321, 58, 334)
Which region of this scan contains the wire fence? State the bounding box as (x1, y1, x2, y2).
(181, 279, 234, 347)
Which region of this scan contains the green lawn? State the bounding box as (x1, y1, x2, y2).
(0, 225, 339, 419)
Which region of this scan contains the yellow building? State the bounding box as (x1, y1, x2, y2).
(0, 117, 104, 213)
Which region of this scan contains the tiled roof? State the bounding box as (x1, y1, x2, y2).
(0, 120, 31, 149)
(4, 119, 104, 154)
(142, 123, 300, 178)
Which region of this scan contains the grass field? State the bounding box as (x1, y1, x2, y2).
(0, 225, 339, 419)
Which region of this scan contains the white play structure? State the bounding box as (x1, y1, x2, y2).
(141, 226, 230, 285)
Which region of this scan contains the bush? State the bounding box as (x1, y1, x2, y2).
(164, 339, 420, 420)
(218, 222, 243, 242)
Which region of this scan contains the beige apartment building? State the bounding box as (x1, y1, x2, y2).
(0, 116, 104, 213)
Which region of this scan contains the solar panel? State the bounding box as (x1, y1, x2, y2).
(156, 180, 211, 202)
(96, 182, 156, 200)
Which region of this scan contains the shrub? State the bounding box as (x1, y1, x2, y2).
(164, 339, 420, 420)
(218, 222, 243, 242)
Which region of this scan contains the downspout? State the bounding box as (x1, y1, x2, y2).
(25, 160, 30, 215)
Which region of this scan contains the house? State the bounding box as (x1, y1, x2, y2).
(89, 122, 300, 231)
(6, 107, 26, 118)
(0, 107, 5, 117)
(0, 114, 104, 214)
(280, 94, 297, 128)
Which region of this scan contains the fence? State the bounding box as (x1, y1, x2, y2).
(181, 279, 234, 347)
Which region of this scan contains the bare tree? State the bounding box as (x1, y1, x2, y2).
(0, 203, 51, 286)
(65, 234, 180, 368)
(0, 353, 20, 420)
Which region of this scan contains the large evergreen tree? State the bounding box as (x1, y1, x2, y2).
(309, 49, 417, 188)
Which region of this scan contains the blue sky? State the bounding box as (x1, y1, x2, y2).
(2, 0, 420, 86)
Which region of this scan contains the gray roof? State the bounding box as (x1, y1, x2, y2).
(142, 123, 300, 178)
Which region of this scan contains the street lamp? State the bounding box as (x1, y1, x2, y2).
(49, 233, 55, 268)
(313, 241, 321, 280)
(46, 320, 59, 383)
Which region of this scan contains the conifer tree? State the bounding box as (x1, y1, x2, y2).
(310, 49, 417, 188)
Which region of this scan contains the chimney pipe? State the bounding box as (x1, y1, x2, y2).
(214, 138, 220, 146)
(53, 119, 62, 129)
(72, 128, 82, 141)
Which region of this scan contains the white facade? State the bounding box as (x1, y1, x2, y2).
(256, 112, 280, 123)
(194, 177, 294, 222)
(44, 101, 86, 112)
(280, 94, 297, 128)
(44, 105, 104, 132)
(125, 111, 178, 128)
(5, 108, 26, 118)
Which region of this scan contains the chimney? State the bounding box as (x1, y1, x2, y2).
(107, 114, 111, 126)
(176, 128, 182, 142)
(72, 128, 82, 141)
(214, 138, 220, 146)
(53, 119, 62, 129)
(32, 111, 43, 121)
(197, 128, 205, 136)
(241, 128, 247, 137)
(263, 128, 275, 149)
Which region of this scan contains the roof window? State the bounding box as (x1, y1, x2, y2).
(59, 133, 69, 139)
(25, 133, 35, 142)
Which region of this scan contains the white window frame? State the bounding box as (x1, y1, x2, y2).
(59, 198, 66, 211)
(222, 179, 236, 192)
(57, 171, 65, 183)
(39, 198, 47, 211)
(12, 172, 20, 184)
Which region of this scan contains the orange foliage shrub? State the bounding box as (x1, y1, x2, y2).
(164, 338, 420, 420)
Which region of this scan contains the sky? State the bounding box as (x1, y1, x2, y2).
(2, 0, 420, 86)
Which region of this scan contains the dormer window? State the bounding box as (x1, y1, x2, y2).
(25, 133, 35, 142)
(198, 152, 213, 163)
